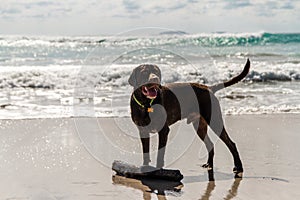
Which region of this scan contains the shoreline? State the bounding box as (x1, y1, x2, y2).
(0, 111, 299, 120)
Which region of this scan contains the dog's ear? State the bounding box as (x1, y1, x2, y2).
(154, 65, 162, 83)
(157, 67, 162, 82)
(128, 68, 137, 87)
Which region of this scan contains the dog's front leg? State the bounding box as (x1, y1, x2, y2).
(157, 126, 170, 169)
(139, 131, 151, 165)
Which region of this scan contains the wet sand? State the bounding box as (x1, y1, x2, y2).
(0, 114, 300, 199)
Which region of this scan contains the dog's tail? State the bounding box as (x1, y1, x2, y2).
(210, 59, 250, 93)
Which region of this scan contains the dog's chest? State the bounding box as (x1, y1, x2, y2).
(132, 103, 168, 133)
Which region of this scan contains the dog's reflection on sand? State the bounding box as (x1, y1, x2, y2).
(112, 170, 242, 200)
(198, 170, 242, 200)
(112, 175, 183, 200)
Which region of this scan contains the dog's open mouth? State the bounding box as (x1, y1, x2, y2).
(142, 85, 158, 99)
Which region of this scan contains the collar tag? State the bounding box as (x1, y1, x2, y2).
(147, 107, 154, 113)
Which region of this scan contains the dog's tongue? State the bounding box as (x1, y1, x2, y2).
(147, 88, 157, 98)
(143, 86, 157, 99)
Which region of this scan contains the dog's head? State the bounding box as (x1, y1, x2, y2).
(128, 64, 161, 99)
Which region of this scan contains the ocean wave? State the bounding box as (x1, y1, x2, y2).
(247, 70, 300, 82)
(1, 32, 300, 48)
(0, 66, 80, 89)
(1, 33, 299, 67)
(197, 32, 300, 47)
(225, 105, 300, 115)
(103, 32, 300, 48)
(0, 62, 299, 91)
(0, 35, 102, 47)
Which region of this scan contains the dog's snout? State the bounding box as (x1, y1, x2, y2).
(149, 73, 160, 84)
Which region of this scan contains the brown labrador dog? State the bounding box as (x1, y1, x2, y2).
(128, 59, 250, 176)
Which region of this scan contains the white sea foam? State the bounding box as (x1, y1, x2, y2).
(6, 60, 298, 90)
(0, 62, 299, 119)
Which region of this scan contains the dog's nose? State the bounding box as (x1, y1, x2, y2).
(148, 73, 160, 84)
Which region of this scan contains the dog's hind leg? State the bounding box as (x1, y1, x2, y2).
(192, 116, 214, 170)
(219, 127, 243, 175)
(204, 95, 243, 176)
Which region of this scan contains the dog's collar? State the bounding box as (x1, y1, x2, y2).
(133, 94, 154, 112)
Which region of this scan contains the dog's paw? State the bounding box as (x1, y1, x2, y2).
(234, 172, 243, 178)
(233, 166, 243, 178)
(202, 163, 213, 170)
(156, 162, 165, 169)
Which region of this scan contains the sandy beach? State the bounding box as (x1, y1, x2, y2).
(1, 114, 300, 199)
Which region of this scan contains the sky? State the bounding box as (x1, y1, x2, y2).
(0, 0, 300, 35)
